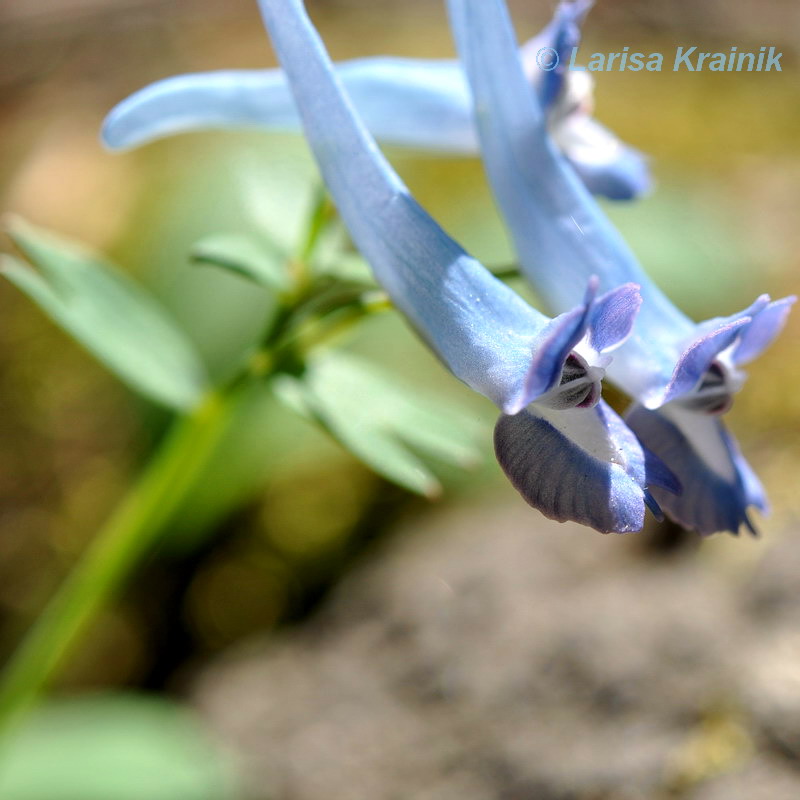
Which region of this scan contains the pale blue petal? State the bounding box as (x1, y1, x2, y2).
(445, 0, 775, 405)
(254, 0, 613, 415)
(102, 4, 649, 201)
(625, 403, 766, 535)
(102, 59, 478, 153)
(102, 70, 298, 151)
(494, 400, 658, 533)
(732, 295, 796, 366)
(446, 0, 689, 383)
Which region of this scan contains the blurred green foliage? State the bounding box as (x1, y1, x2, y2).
(0, 693, 239, 800)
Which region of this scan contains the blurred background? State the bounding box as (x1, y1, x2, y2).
(0, 0, 798, 798)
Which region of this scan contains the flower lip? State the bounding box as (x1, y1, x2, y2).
(625, 403, 766, 536)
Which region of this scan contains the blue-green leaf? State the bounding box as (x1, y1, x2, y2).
(2, 218, 209, 410)
(273, 351, 482, 496)
(191, 232, 290, 291)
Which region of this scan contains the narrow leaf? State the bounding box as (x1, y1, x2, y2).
(273, 352, 483, 496)
(3, 218, 208, 410)
(191, 232, 290, 290)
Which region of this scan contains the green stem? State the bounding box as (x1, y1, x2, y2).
(0, 384, 246, 734)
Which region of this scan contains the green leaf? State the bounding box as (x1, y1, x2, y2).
(274, 352, 483, 497)
(2, 218, 208, 410)
(304, 212, 376, 287)
(315, 252, 376, 287)
(191, 232, 290, 291)
(0, 694, 240, 800)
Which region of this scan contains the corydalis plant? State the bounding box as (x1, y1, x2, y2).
(204, 0, 679, 533)
(447, 0, 794, 535)
(101, 1, 649, 201)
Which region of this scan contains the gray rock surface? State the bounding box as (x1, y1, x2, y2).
(193, 501, 800, 800)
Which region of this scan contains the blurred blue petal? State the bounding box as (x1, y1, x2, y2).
(102, 2, 649, 200)
(553, 114, 652, 201)
(102, 60, 477, 153)
(519, 0, 593, 108)
(522, 0, 652, 201)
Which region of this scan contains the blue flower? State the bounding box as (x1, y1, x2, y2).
(101, 2, 649, 201)
(447, 0, 795, 535)
(258, 0, 684, 534)
(111, 0, 681, 532)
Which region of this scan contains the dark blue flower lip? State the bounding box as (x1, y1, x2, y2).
(495, 399, 673, 534)
(625, 403, 766, 536)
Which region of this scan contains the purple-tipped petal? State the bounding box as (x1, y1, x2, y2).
(625, 403, 766, 536)
(517, 278, 643, 410)
(733, 295, 796, 365)
(517, 280, 597, 408)
(494, 400, 650, 534)
(588, 282, 641, 353)
(659, 317, 751, 407)
(653, 294, 777, 406)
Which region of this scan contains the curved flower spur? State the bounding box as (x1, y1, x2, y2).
(219, 0, 678, 533)
(101, 1, 648, 201)
(447, 0, 795, 535)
